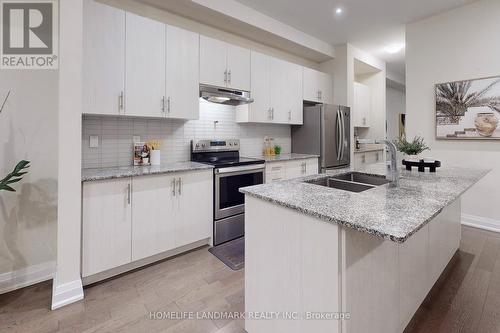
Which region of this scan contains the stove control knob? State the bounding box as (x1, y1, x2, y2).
(195, 144, 199, 148)
(202, 143, 206, 147)
(229, 143, 233, 146)
(234, 142, 238, 146)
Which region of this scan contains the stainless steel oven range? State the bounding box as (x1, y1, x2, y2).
(191, 139, 265, 245)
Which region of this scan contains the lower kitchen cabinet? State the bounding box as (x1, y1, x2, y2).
(265, 158, 319, 183)
(82, 178, 132, 277)
(82, 169, 212, 278)
(353, 150, 383, 169)
(132, 170, 212, 261)
(131, 173, 177, 261)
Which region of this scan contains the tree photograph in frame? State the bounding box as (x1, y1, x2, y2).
(436, 75, 500, 139)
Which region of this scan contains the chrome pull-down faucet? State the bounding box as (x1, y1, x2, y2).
(357, 139, 399, 187)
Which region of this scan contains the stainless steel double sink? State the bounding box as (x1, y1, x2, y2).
(306, 172, 390, 193)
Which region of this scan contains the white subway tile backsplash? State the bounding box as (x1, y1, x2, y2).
(82, 100, 291, 168)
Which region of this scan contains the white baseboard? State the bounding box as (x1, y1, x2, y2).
(0, 261, 55, 295)
(462, 213, 500, 233)
(51, 276, 84, 310)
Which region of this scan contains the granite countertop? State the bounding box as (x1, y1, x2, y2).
(82, 162, 213, 182)
(256, 153, 319, 163)
(240, 163, 489, 243)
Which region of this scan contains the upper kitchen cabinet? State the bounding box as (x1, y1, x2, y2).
(165, 25, 200, 120)
(353, 82, 371, 127)
(303, 67, 333, 104)
(236, 51, 303, 125)
(200, 35, 251, 91)
(83, 0, 125, 115)
(125, 12, 165, 118)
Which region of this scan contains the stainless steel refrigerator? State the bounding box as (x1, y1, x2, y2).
(292, 104, 350, 170)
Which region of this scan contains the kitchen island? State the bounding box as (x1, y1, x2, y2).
(240, 164, 488, 333)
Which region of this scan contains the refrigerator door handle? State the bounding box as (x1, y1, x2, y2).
(340, 109, 345, 161)
(336, 109, 342, 161)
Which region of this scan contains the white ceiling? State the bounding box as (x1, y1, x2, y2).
(233, 0, 476, 78)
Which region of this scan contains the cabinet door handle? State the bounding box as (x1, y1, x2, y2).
(127, 183, 131, 205)
(167, 96, 171, 113)
(228, 70, 232, 85)
(161, 96, 166, 113)
(268, 107, 272, 120)
(361, 154, 366, 163)
(288, 110, 291, 121)
(172, 178, 176, 196)
(119, 91, 124, 112)
(177, 177, 182, 195)
(224, 70, 228, 84)
(271, 107, 274, 120)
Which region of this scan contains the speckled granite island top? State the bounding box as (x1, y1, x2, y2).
(82, 162, 213, 182)
(240, 164, 489, 243)
(255, 153, 319, 163)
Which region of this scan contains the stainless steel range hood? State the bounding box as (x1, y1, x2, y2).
(200, 84, 254, 106)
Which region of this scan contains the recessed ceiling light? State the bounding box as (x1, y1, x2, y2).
(384, 44, 405, 54)
(335, 7, 343, 15)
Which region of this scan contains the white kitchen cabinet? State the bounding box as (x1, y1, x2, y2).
(199, 36, 250, 91)
(82, 178, 132, 277)
(83, 170, 212, 280)
(269, 57, 289, 124)
(303, 67, 333, 104)
(131, 174, 177, 261)
(174, 170, 213, 247)
(131, 170, 212, 261)
(286, 158, 319, 179)
(237, 51, 270, 123)
(165, 25, 200, 120)
(354, 150, 383, 169)
(83, 0, 125, 115)
(236, 51, 303, 124)
(353, 82, 371, 127)
(125, 12, 165, 118)
(226, 43, 251, 91)
(265, 158, 319, 183)
(285, 61, 304, 125)
(199, 36, 227, 89)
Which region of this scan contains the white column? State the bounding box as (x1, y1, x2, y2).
(52, 0, 84, 310)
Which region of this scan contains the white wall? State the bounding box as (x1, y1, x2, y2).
(0, 71, 58, 278)
(327, 43, 386, 159)
(406, 0, 500, 226)
(386, 87, 405, 141)
(82, 100, 292, 168)
(52, 0, 84, 309)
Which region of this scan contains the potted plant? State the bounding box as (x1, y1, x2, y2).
(394, 135, 430, 162)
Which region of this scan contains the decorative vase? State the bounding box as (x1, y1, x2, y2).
(150, 150, 161, 166)
(474, 112, 498, 137)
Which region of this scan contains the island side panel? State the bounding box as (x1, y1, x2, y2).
(342, 198, 462, 333)
(245, 196, 341, 333)
(342, 227, 400, 333)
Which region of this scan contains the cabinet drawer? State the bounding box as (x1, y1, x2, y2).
(266, 170, 286, 183)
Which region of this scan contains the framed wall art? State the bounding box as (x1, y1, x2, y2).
(436, 76, 500, 139)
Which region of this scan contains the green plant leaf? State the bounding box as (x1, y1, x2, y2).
(0, 160, 30, 192)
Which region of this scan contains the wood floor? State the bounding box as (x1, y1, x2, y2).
(1, 225, 500, 333)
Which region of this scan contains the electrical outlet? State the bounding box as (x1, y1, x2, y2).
(89, 135, 99, 148)
(133, 136, 141, 143)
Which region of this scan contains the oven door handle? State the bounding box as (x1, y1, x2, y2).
(215, 164, 265, 174)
